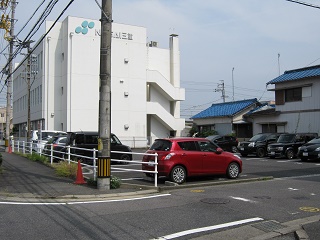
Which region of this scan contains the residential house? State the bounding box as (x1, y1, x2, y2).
(247, 65, 320, 135)
(191, 98, 260, 138)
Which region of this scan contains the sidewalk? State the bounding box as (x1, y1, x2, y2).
(0, 151, 158, 202)
(0, 150, 319, 239)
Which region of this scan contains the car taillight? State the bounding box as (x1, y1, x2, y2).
(53, 144, 58, 147)
(164, 153, 175, 160)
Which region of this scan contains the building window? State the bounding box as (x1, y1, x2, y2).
(285, 88, 302, 102)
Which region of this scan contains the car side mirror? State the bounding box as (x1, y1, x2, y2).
(216, 147, 223, 154)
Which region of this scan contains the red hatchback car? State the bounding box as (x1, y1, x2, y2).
(142, 137, 242, 184)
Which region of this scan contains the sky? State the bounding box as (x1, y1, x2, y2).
(1, 0, 320, 119)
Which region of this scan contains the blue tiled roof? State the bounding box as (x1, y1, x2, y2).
(191, 98, 258, 119)
(267, 65, 320, 84)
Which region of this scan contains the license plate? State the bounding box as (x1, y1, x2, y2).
(240, 148, 244, 151)
(303, 152, 308, 156)
(270, 152, 275, 155)
(148, 161, 154, 166)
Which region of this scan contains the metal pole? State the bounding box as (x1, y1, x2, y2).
(27, 43, 31, 140)
(5, 0, 16, 152)
(97, 0, 112, 190)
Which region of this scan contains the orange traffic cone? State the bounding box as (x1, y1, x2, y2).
(74, 160, 86, 184)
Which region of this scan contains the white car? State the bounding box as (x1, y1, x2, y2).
(30, 130, 67, 153)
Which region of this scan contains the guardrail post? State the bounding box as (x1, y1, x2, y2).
(23, 141, 25, 154)
(67, 146, 71, 164)
(12, 140, 14, 152)
(93, 148, 97, 181)
(155, 153, 158, 187)
(50, 144, 53, 164)
(17, 140, 19, 153)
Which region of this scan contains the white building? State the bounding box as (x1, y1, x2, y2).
(12, 16, 185, 147)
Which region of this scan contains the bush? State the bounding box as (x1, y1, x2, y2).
(25, 153, 49, 164)
(53, 161, 78, 178)
(110, 175, 121, 189)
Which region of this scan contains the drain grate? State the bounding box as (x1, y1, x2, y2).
(200, 198, 230, 204)
(252, 220, 285, 232)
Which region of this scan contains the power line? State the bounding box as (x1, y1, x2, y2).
(285, 0, 320, 9)
(0, 0, 75, 92)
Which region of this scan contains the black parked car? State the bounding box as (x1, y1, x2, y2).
(267, 133, 318, 159)
(238, 133, 281, 158)
(43, 135, 68, 161)
(298, 137, 320, 161)
(206, 135, 238, 153)
(63, 131, 132, 164)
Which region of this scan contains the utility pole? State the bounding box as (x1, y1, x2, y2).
(97, 0, 112, 190)
(24, 40, 36, 139)
(215, 80, 227, 103)
(5, 0, 16, 152)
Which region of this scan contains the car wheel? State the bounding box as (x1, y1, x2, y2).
(120, 154, 131, 164)
(286, 149, 295, 159)
(232, 146, 238, 153)
(170, 165, 186, 184)
(226, 162, 240, 179)
(257, 148, 266, 158)
(240, 153, 248, 157)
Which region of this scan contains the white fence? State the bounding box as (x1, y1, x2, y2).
(11, 140, 159, 187)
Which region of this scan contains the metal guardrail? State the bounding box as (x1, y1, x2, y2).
(11, 140, 159, 187)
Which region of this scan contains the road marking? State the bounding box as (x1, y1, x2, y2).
(288, 187, 299, 191)
(300, 207, 320, 212)
(190, 189, 205, 193)
(230, 196, 256, 203)
(156, 217, 263, 239)
(121, 177, 144, 181)
(0, 194, 171, 206)
(276, 174, 320, 180)
(277, 160, 297, 163)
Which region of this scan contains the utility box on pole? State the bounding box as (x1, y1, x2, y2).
(97, 0, 112, 190)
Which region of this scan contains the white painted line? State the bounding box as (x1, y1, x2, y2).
(0, 194, 171, 206)
(121, 177, 144, 181)
(230, 196, 256, 203)
(156, 217, 263, 239)
(288, 187, 299, 191)
(277, 160, 296, 163)
(276, 174, 320, 180)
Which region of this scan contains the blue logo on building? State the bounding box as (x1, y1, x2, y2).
(75, 21, 95, 35)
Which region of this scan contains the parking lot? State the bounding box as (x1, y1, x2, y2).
(82, 151, 320, 188)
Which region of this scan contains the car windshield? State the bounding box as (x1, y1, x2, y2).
(249, 134, 268, 142)
(277, 134, 295, 143)
(150, 140, 171, 151)
(307, 137, 320, 144)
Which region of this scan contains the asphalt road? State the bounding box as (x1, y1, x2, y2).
(84, 153, 320, 188)
(1, 164, 320, 240)
(1, 150, 320, 239)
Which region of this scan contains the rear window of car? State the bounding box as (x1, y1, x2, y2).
(278, 134, 295, 143)
(177, 141, 197, 151)
(150, 140, 171, 151)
